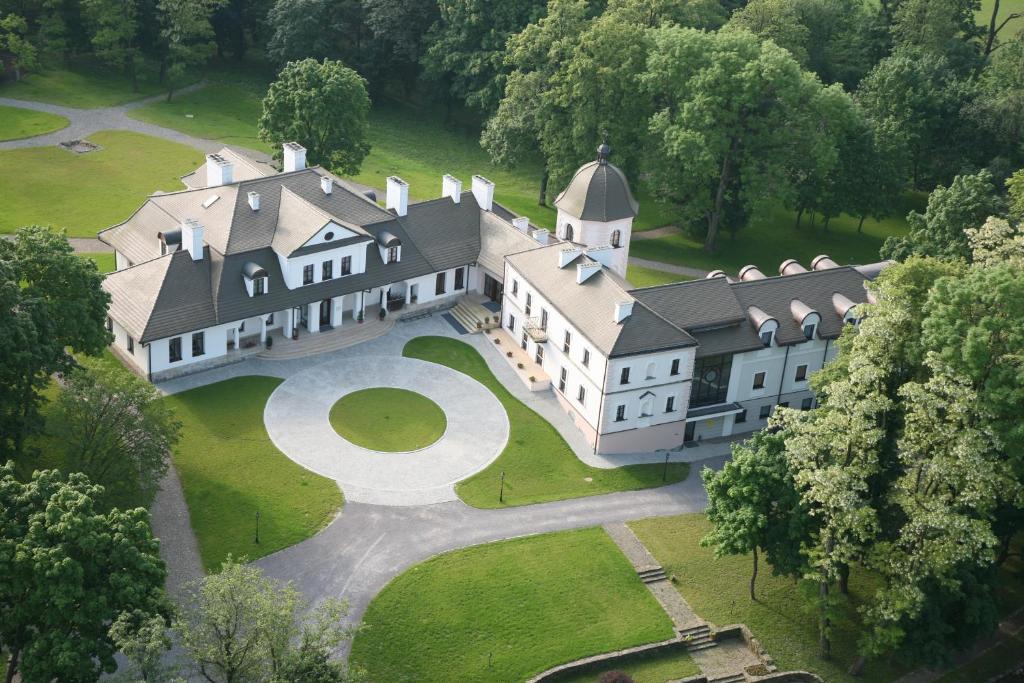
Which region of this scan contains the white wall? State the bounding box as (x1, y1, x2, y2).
(601, 348, 695, 435)
(555, 210, 633, 279)
(109, 319, 148, 375)
(276, 241, 369, 289)
(148, 320, 238, 375)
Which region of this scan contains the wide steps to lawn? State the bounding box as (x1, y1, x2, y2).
(707, 674, 745, 683)
(451, 298, 500, 333)
(258, 317, 394, 360)
(638, 567, 668, 584)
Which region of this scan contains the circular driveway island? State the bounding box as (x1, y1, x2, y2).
(264, 356, 509, 506)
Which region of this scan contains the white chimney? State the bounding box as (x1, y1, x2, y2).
(614, 301, 634, 323)
(442, 174, 462, 203)
(531, 228, 549, 245)
(559, 246, 583, 268)
(181, 218, 204, 261)
(386, 176, 409, 216)
(247, 191, 260, 211)
(585, 245, 614, 268)
(471, 175, 494, 211)
(512, 216, 530, 233)
(321, 176, 333, 195)
(206, 154, 233, 187)
(283, 142, 306, 172)
(577, 261, 602, 284)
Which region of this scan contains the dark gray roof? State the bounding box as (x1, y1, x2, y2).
(554, 160, 639, 222)
(506, 244, 695, 358)
(630, 277, 746, 332)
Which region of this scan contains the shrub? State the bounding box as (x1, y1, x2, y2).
(494, 338, 501, 344)
(599, 672, 635, 683)
(506, 351, 513, 358)
(529, 376, 536, 382)
(517, 362, 524, 369)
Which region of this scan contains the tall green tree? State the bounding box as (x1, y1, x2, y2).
(0, 14, 36, 80)
(881, 170, 1004, 261)
(642, 26, 839, 252)
(258, 58, 371, 175)
(422, 0, 547, 114)
(0, 227, 110, 461)
(176, 558, 354, 683)
(55, 358, 181, 509)
(702, 416, 814, 601)
(108, 610, 178, 683)
(890, 0, 983, 68)
(82, 0, 143, 88)
(0, 465, 168, 683)
(857, 48, 974, 187)
(157, 0, 226, 100)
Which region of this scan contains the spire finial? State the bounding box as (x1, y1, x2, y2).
(596, 133, 611, 165)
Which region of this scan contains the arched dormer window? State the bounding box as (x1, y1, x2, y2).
(564, 224, 574, 242)
(611, 229, 621, 248)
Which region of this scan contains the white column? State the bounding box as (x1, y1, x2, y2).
(332, 295, 342, 328)
(405, 282, 412, 304)
(232, 327, 239, 349)
(260, 317, 267, 343)
(308, 302, 320, 333)
(285, 308, 294, 337)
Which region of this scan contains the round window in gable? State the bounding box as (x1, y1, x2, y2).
(323, 231, 335, 241)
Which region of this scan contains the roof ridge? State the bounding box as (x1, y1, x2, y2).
(729, 265, 862, 287)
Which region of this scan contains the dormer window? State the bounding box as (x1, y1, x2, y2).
(564, 224, 575, 242)
(378, 230, 402, 264)
(803, 322, 816, 339)
(387, 246, 399, 263)
(760, 330, 774, 347)
(243, 262, 268, 297)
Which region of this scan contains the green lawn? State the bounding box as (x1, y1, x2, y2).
(979, 0, 1024, 31)
(402, 336, 689, 508)
(0, 130, 205, 237)
(79, 251, 115, 274)
(626, 264, 691, 289)
(0, 105, 68, 141)
(349, 527, 677, 682)
(631, 516, 1024, 683)
(163, 376, 343, 571)
(557, 648, 700, 683)
(630, 196, 920, 275)
(329, 387, 446, 452)
(128, 81, 273, 154)
(0, 61, 174, 108)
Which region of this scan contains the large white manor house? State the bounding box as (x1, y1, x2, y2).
(100, 141, 887, 454)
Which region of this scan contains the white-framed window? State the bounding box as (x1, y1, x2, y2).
(795, 364, 808, 382)
(322, 260, 333, 280)
(192, 331, 205, 357)
(611, 229, 621, 248)
(576, 385, 586, 405)
(512, 279, 519, 296)
(759, 404, 771, 419)
(169, 337, 182, 363)
(735, 409, 747, 424)
(665, 396, 676, 412)
(303, 264, 314, 285)
(753, 371, 766, 390)
(507, 313, 516, 332)
(341, 256, 352, 275)
(760, 330, 773, 347)
(563, 330, 572, 353)
(582, 349, 590, 367)
(801, 397, 813, 410)
(525, 292, 532, 316)
(615, 404, 626, 422)
(620, 367, 630, 385)
(803, 322, 816, 339)
(387, 246, 399, 263)
(558, 367, 567, 393)
(670, 358, 680, 376)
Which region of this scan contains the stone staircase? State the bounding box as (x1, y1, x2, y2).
(638, 567, 668, 584)
(450, 297, 500, 333)
(257, 317, 394, 360)
(708, 673, 746, 683)
(680, 624, 715, 653)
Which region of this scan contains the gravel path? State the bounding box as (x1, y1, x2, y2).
(631, 225, 682, 240)
(0, 82, 218, 152)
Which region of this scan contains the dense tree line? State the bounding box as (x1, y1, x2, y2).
(703, 178, 1024, 675)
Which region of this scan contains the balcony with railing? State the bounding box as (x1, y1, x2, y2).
(523, 317, 548, 343)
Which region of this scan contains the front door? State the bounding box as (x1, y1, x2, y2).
(483, 274, 502, 302)
(684, 421, 696, 443)
(319, 299, 331, 327)
(298, 306, 308, 330)
(410, 283, 419, 304)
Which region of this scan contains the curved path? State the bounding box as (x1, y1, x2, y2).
(264, 355, 509, 505)
(0, 82, 217, 152)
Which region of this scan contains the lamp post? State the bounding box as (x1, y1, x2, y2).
(499, 471, 505, 503)
(662, 452, 670, 482)
(255, 510, 261, 544)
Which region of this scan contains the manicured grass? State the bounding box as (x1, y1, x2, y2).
(402, 336, 689, 507)
(628, 516, 1024, 683)
(630, 196, 920, 275)
(626, 264, 692, 289)
(164, 376, 343, 571)
(0, 130, 205, 237)
(350, 527, 677, 682)
(630, 514, 906, 683)
(0, 61, 173, 108)
(0, 105, 68, 141)
(558, 648, 700, 683)
(979, 0, 1024, 31)
(128, 82, 273, 154)
(79, 251, 115, 274)
(329, 387, 446, 452)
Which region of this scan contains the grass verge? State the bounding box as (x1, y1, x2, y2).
(629, 197, 919, 275)
(329, 387, 446, 452)
(164, 376, 343, 571)
(402, 336, 689, 507)
(626, 264, 692, 288)
(0, 130, 204, 237)
(349, 527, 677, 682)
(79, 251, 115, 274)
(558, 648, 700, 683)
(0, 105, 68, 141)
(0, 60, 175, 108)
